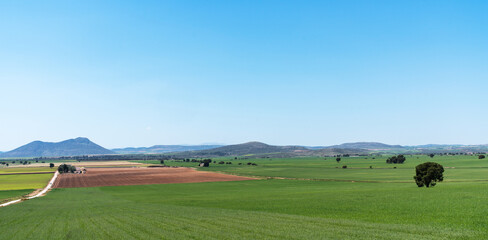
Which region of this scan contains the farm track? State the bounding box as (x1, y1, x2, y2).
(53, 167, 255, 188)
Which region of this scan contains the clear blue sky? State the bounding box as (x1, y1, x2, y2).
(1, 0, 487, 150)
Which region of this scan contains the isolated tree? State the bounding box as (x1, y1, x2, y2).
(479, 155, 486, 159)
(414, 162, 444, 187)
(49, 163, 54, 168)
(336, 157, 341, 163)
(160, 160, 165, 165)
(429, 153, 435, 158)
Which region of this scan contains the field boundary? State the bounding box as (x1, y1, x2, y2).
(0, 171, 58, 208)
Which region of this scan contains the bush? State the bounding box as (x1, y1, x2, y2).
(218, 161, 225, 164)
(49, 163, 54, 168)
(342, 165, 347, 169)
(479, 155, 486, 159)
(369, 166, 372, 169)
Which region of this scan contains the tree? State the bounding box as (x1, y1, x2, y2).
(202, 159, 211, 167)
(429, 153, 435, 158)
(479, 155, 486, 159)
(386, 155, 406, 164)
(414, 162, 444, 187)
(160, 160, 165, 165)
(336, 157, 341, 163)
(49, 163, 54, 168)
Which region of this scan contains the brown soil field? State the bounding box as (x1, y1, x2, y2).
(53, 167, 255, 188)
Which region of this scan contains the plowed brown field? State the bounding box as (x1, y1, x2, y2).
(53, 167, 255, 188)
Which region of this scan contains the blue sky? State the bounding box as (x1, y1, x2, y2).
(1, 1, 487, 150)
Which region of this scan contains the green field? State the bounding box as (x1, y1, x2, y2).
(0, 167, 54, 174)
(0, 189, 34, 203)
(1, 155, 488, 239)
(158, 155, 488, 183)
(0, 173, 53, 191)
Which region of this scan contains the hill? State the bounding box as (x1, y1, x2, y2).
(0, 137, 114, 158)
(172, 141, 309, 157)
(112, 145, 223, 154)
(327, 142, 404, 150)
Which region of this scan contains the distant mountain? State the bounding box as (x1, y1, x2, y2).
(173, 141, 309, 157)
(327, 142, 404, 150)
(112, 145, 223, 154)
(0, 137, 114, 158)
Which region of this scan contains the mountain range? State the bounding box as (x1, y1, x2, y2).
(1, 137, 488, 158)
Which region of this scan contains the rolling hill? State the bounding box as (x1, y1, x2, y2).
(112, 145, 223, 154)
(327, 142, 404, 150)
(172, 141, 310, 157)
(0, 137, 114, 158)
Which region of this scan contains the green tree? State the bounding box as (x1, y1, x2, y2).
(336, 157, 341, 163)
(414, 162, 444, 187)
(49, 163, 54, 168)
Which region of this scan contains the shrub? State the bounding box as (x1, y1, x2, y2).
(218, 161, 225, 164)
(479, 155, 486, 159)
(342, 165, 347, 169)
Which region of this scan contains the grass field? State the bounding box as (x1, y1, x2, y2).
(0, 173, 53, 191)
(0, 180, 486, 239)
(0, 189, 34, 203)
(0, 167, 54, 174)
(1, 155, 488, 239)
(158, 155, 488, 182)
